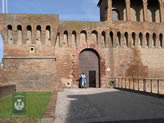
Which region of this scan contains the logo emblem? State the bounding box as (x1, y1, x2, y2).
(14, 99, 24, 111)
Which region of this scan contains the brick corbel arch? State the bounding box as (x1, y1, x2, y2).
(72, 46, 106, 88)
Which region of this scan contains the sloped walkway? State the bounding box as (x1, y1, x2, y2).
(54, 88, 164, 123)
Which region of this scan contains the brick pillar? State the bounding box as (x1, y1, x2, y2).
(135, 32, 139, 48)
(98, 31, 102, 47)
(121, 32, 124, 48)
(156, 33, 160, 48)
(113, 32, 117, 48)
(42, 26, 46, 44)
(143, 33, 147, 48)
(108, 0, 112, 23)
(68, 32, 72, 48)
(106, 31, 110, 48)
(143, 0, 148, 22)
(126, 0, 131, 21)
(127, 32, 131, 48)
(159, 0, 164, 23)
(149, 33, 153, 48)
(22, 26, 26, 44)
(52, 30, 57, 46)
(77, 32, 80, 47)
(13, 26, 17, 44)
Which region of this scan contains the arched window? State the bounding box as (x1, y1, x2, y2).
(130, 0, 143, 22)
(17, 25, 22, 31)
(55, 32, 60, 47)
(72, 31, 77, 47)
(132, 32, 136, 47)
(36, 25, 41, 41)
(159, 33, 163, 48)
(80, 30, 87, 45)
(17, 25, 22, 41)
(117, 32, 121, 47)
(46, 26, 51, 41)
(26, 25, 32, 41)
(110, 31, 114, 47)
(8, 25, 12, 30)
(0, 34, 3, 63)
(147, 0, 160, 22)
(112, 9, 120, 20)
(91, 30, 98, 45)
(27, 25, 32, 30)
(124, 32, 128, 47)
(112, 0, 126, 20)
(139, 33, 143, 47)
(7, 25, 12, 41)
(64, 31, 68, 46)
(102, 31, 106, 47)
(146, 33, 150, 47)
(153, 33, 156, 47)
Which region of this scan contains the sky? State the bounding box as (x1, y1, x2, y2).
(0, 0, 100, 62)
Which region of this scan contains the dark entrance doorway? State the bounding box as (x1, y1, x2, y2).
(89, 71, 96, 87)
(79, 49, 100, 88)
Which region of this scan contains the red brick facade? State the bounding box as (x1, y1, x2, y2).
(0, 0, 164, 91)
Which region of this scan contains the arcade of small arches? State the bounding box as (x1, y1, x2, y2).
(6, 25, 51, 43)
(6, 24, 164, 49)
(108, 0, 164, 23)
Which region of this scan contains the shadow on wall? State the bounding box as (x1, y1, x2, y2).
(65, 90, 164, 123)
(0, 34, 3, 63)
(0, 85, 16, 99)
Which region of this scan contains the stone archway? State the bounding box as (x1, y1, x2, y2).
(79, 49, 100, 88)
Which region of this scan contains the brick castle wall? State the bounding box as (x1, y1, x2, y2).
(0, 14, 164, 91)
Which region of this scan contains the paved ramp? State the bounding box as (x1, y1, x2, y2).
(54, 88, 164, 123)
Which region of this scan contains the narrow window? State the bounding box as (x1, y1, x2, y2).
(159, 33, 163, 48)
(46, 26, 51, 41)
(146, 33, 150, 47)
(27, 25, 32, 41)
(36, 25, 41, 41)
(117, 32, 121, 47)
(17, 25, 22, 41)
(7, 25, 12, 41)
(110, 31, 114, 47)
(132, 32, 136, 47)
(124, 32, 128, 47)
(55, 33, 60, 47)
(72, 31, 77, 47)
(80, 30, 87, 45)
(139, 33, 143, 47)
(91, 30, 98, 45)
(153, 33, 156, 47)
(64, 31, 68, 46)
(102, 31, 106, 47)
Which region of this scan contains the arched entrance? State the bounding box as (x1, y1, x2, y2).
(79, 49, 100, 88)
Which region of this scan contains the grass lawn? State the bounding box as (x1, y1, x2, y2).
(0, 92, 51, 119)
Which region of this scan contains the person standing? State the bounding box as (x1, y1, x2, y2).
(80, 72, 86, 88)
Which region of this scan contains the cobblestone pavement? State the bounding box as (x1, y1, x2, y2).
(54, 88, 164, 123)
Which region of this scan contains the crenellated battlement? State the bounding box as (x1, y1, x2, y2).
(1, 14, 164, 49)
(0, 14, 59, 45)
